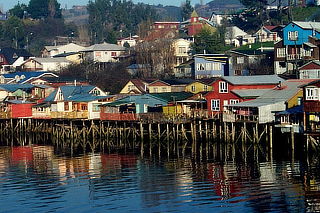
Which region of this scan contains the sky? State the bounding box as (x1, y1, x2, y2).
(0, 0, 204, 11)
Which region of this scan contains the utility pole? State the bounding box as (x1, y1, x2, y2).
(14, 27, 18, 49)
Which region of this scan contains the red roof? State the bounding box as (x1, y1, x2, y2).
(264, 25, 277, 31)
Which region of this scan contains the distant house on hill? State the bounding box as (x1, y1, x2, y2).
(21, 57, 71, 72)
(41, 43, 85, 57)
(144, 22, 180, 41)
(0, 48, 33, 72)
(81, 42, 126, 62)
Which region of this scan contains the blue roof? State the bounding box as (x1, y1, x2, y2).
(45, 85, 99, 102)
(276, 105, 303, 115)
(0, 84, 35, 92)
(2, 71, 58, 84)
(67, 94, 109, 102)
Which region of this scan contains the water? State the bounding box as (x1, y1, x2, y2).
(0, 145, 319, 212)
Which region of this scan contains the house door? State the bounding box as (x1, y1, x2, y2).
(136, 104, 140, 113)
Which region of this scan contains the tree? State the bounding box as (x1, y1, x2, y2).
(135, 39, 175, 78)
(87, 0, 158, 44)
(240, 0, 268, 9)
(9, 3, 28, 19)
(191, 26, 228, 54)
(27, 0, 61, 19)
(3, 16, 25, 48)
(181, 0, 193, 21)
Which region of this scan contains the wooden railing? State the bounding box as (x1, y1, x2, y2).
(51, 111, 89, 119)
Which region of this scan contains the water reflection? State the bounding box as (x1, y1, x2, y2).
(0, 145, 319, 212)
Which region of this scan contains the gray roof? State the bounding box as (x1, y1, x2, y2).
(231, 89, 271, 98)
(228, 79, 314, 108)
(32, 57, 70, 63)
(304, 42, 317, 48)
(292, 21, 320, 31)
(83, 43, 125, 52)
(222, 75, 284, 85)
(44, 45, 61, 51)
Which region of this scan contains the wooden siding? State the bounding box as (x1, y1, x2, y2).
(51, 111, 89, 119)
(10, 104, 35, 118)
(100, 113, 137, 121)
(304, 101, 320, 112)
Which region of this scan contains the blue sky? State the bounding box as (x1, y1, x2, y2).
(0, 0, 204, 11)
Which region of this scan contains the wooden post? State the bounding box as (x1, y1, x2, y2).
(140, 122, 144, 156)
(291, 126, 295, 153)
(158, 123, 161, 157)
(167, 123, 170, 159)
(149, 123, 152, 157)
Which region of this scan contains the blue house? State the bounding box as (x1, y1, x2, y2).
(274, 21, 320, 75)
(193, 54, 232, 79)
(283, 21, 320, 46)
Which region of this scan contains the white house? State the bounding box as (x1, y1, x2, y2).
(81, 42, 126, 62)
(41, 43, 86, 57)
(21, 57, 71, 72)
(225, 26, 252, 47)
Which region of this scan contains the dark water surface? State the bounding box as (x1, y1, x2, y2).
(0, 145, 319, 213)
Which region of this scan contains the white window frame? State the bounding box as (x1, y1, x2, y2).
(288, 31, 298, 41)
(306, 87, 319, 100)
(237, 57, 244, 64)
(212, 63, 222, 70)
(230, 99, 239, 105)
(205, 63, 211, 70)
(211, 99, 220, 111)
(196, 63, 205, 71)
(276, 48, 286, 57)
(191, 85, 196, 92)
(219, 81, 228, 93)
(203, 85, 208, 91)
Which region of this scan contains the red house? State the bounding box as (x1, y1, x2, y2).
(6, 100, 35, 118)
(205, 75, 284, 113)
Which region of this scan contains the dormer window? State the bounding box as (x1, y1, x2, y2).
(13, 53, 18, 59)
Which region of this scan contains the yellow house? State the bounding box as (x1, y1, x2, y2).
(185, 79, 216, 94)
(120, 79, 151, 94)
(148, 79, 194, 93)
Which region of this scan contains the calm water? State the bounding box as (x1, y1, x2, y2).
(0, 145, 319, 213)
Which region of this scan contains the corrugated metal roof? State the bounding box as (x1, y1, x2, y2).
(148, 92, 193, 102)
(83, 43, 125, 52)
(222, 75, 284, 85)
(304, 42, 317, 48)
(292, 21, 320, 30)
(231, 89, 271, 98)
(45, 85, 99, 102)
(229, 79, 314, 108)
(31, 57, 70, 63)
(0, 84, 34, 92)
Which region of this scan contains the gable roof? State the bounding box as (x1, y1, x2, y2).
(0, 48, 33, 65)
(229, 79, 314, 107)
(298, 60, 320, 70)
(45, 85, 99, 102)
(291, 21, 320, 31)
(222, 75, 284, 85)
(83, 43, 125, 52)
(2, 71, 59, 84)
(231, 89, 271, 98)
(26, 57, 70, 64)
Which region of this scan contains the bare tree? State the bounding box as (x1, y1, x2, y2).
(134, 39, 175, 78)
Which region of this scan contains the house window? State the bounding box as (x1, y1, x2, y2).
(288, 31, 298, 41)
(211, 99, 220, 111)
(237, 57, 244, 64)
(219, 81, 228, 93)
(178, 47, 187, 54)
(205, 63, 211, 70)
(191, 85, 196, 92)
(212, 63, 222, 70)
(204, 85, 208, 91)
(64, 102, 69, 111)
(81, 104, 88, 111)
(111, 52, 117, 57)
(128, 85, 135, 92)
(306, 87, 319, 100)
(91, 88, 101, 96)
(230, 99, 239, 105)
(56, 90, 63, 101)
(196, 63, 205, 71)
(92, 103, 100, 112)
(95, 51, 101, 57)
(153, 88, 158, 93)
(277, 48, 286, 57)
(235, 70, 242, 75)
(162, 87, 167, 92)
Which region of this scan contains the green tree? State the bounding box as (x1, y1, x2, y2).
(3, 16, 25, 48)
(9, 3, 28, 19)
(27, 0, 61, 19)
(240, 0, 268, 9)
(191, 27, 228, 54)
(88, 0, 158, 44)
(181, 0, 193, 21)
